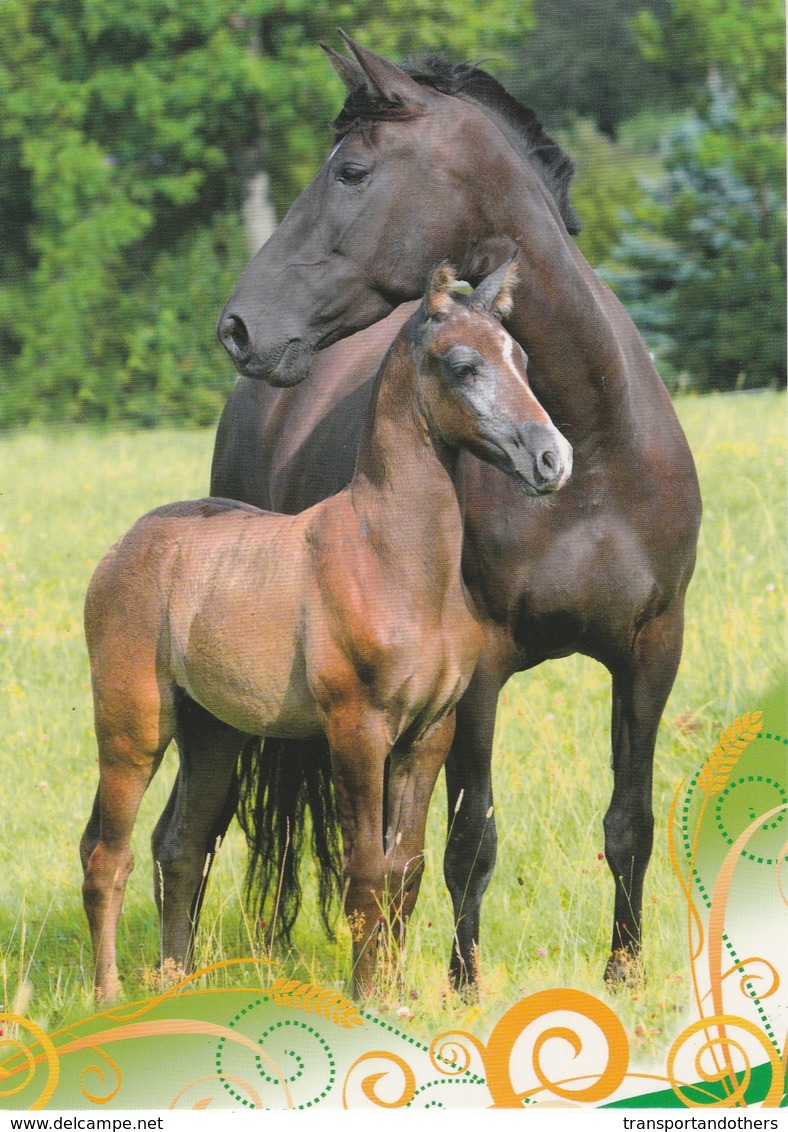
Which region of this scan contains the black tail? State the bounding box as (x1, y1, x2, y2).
(236, 736, 342, 943)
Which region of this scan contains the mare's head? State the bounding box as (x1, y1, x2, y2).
(218, 32, 579, 385)
(414, 259, 572, 495)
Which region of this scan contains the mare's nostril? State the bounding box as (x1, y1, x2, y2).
(218, 313, 250, 361)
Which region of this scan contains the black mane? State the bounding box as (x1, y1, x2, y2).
(333, 55, 581, 236)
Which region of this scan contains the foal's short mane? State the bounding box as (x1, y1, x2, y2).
(332, 55, 581, 236)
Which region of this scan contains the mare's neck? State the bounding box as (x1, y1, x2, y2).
(349, 331, 465, 585)
(480, 139, 636, 435)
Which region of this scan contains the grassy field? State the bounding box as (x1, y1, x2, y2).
(0, 391, 785, 1056)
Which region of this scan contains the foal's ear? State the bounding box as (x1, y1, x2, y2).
(337, 30, 427, 107)
(425, 261, 458, 319)
(470, 254, 520, 319)
(320, 42, 364, 91)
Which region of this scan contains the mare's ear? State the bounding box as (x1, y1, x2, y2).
(425, 261, 458, 319)
(470, 253, 519, 320)
(337, 30, 427, 107)
(320, 42, 364, 91)
(459, 235, 519, 288)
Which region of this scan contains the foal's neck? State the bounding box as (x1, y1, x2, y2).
(350, 330, 465, 579)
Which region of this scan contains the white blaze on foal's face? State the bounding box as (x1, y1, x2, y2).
(425, 307, 572, 492)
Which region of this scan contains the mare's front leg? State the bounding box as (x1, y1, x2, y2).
(442, 658, 504, 991)
(603, 604, 686, 985)
(151, 695, 246, 974)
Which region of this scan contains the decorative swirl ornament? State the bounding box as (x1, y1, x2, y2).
(343, 1050, 416, 1108)
(717, 957, 780, 1002)
(79, 1046, 121, 1104)
(0, 1014, 59, 1109)
(667, 1014, 784, 1107)
(218, 1002, 336, 1109)
(484, 988, 629, 1107)
(429, 1029, 486, 1077)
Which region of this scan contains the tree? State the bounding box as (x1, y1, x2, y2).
(604, 0, 786, 390)
(0, 0, 533, 426)
(501, 0, 680, 139)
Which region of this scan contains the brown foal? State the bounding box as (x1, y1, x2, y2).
(80, 259, 571, 1000)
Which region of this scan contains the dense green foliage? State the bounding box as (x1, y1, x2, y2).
(605, 99, 787, 389)
(505, 0, 681, 139)
(0, 0, 784, 420)
(603, 0, 786, 391)
(0, 0, 532, 427)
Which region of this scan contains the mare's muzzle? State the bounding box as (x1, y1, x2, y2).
(217, 309, 312, 387)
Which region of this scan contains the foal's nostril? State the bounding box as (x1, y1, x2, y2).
(218, 313, 251, 361)
(536, 446, 562, 486)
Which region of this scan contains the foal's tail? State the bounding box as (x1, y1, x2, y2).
(236, 736, 342, 943)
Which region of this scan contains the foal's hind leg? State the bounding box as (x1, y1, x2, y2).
(603, 604, 685, 986)
(81, 717, 173, 1002)
(151, 695, 246, 974)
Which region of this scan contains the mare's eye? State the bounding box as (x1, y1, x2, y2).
(337, 164, 369, 185)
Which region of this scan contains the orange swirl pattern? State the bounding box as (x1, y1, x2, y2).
(0, 1014, 59, 1110)
(483, 988, 629, 1107)
(342, 1050, 416, 1108)
(79, 1046, 122, 1104)
(667, 1015, 784, 1107)
(428, 1029, 487, 1077)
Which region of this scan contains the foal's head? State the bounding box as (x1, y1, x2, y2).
(415, 259, 572, 495)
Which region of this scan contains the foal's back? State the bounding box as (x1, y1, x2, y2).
(86, 497, 322, 740)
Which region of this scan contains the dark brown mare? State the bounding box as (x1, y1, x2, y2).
(210, 34, 702, 989)
(80, 261, 571, 1001)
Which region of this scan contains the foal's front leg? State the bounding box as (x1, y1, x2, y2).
(326, 708, 390, 998)
(327, 704, 454, 998)
(383, 712, 456, 978)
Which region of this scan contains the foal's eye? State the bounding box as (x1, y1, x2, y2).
(336, 164, 369, 185)
(450, 362, 477, 380)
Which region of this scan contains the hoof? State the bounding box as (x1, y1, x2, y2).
(604, 948, 643, 990)
(142, 956, 188, 992)
(450, 976, 479, 1004)
(94, 979, 123, 1006)
(449, 943, 481, 1000)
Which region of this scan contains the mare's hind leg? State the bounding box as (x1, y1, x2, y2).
(81, 719, 173, 1002)
(151, 695, 246, 974)
(442, 657, 504, 991)
(603, 604, 685, 986)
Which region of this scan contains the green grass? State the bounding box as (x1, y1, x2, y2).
(0, 392, 785, 1054)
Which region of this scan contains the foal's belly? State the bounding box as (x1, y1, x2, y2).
(177, 640, 323, 740)
(168, 547, 324, 739)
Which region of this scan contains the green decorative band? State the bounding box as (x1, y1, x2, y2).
(217, 1001, 336, 1109)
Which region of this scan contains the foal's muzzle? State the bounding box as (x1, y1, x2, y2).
(513, 422, 573, 495)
